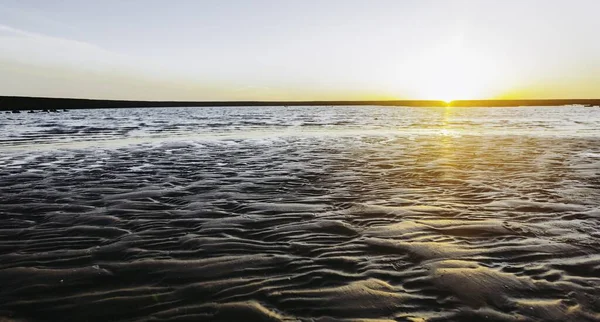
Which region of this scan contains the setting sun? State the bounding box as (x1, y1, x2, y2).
(407, 40, 504, 101)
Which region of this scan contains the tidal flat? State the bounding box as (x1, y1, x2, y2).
(1, 106, 600, 321)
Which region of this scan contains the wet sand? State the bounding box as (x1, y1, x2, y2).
(1, 107, 600, 321)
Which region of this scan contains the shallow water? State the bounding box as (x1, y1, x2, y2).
(1, 106, 600, 321)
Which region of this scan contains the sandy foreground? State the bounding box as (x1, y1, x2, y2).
(1, 106, 600, 321)
(1, 134, 599, 321)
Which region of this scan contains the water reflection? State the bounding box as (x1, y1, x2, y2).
(1, 106, 600, 151)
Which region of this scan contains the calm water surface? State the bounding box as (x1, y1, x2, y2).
(1, 105, 599, 149)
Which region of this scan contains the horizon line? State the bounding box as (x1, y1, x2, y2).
(1, 95, 600, 110)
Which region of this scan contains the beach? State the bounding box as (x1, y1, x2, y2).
(1, 105, 599, 321)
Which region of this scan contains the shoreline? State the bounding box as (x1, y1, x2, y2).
(1, 95, 600, 111)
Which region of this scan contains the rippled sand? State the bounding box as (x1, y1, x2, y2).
(1, 107, 600, 321)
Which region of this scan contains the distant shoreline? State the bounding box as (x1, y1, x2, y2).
(1, 95, 599, 111)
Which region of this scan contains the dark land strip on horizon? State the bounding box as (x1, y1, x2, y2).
(1, 96, 600, 111)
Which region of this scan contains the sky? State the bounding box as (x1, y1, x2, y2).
(1, 0, 599, 101)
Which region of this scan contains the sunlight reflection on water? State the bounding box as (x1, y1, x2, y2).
(1, 105, 599, 152)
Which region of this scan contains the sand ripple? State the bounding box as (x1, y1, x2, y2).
(1, 130, 600, 321)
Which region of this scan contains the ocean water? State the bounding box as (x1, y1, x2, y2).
(1, 105, 600, 321)
(1, 106, 599, 150)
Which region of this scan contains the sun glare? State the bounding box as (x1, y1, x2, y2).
(395, 39, 503, 102)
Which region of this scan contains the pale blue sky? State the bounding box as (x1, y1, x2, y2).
(1, 0, 599, 100)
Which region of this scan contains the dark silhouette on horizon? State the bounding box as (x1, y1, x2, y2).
(1, 95, 599, 111)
